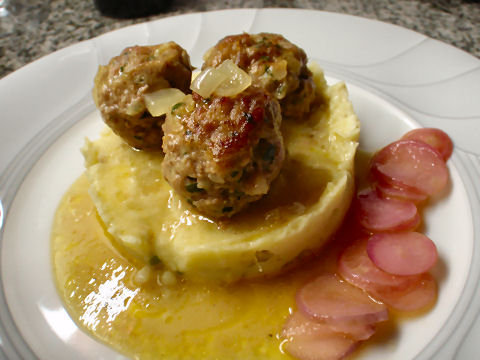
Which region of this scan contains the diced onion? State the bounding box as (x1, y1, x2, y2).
(190, 67, 228, 98)
(144, 88, 186, 117)
(270, 59, 288, 80)
(133, 265, 151, 285)
(190, 59, 252, 98)
(214, 60, 252, 97)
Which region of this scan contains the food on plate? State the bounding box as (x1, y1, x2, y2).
(162, 86, 285, 218)
(93, 42, 193, 150)
(51, 32, 453, 360)
(401, 127, 453, 161)
(282, 310, 359, 360)
(370, 139, 449, 196)
(295, 274, 389, 324)
(356, 188, 421, 232)
(82, 61, 359, 282)
(366, 232, 438, 276)
(202, 33, 317, 119)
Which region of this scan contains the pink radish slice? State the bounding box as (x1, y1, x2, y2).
(367, 232, 438, 276)
(296, 274, 388, 324)
(356, 189, 420, 232)
(328, 320, 376, 341)
(401, 128, 453, 161)
(376, 181, 428, 203)
(283, 311, 358, 360)
(368, 273, 437, 312)
(338, 239, 412, 288)
(371, 140, 448, 196)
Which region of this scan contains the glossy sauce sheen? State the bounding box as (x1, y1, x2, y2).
(52, 175, 340, 360)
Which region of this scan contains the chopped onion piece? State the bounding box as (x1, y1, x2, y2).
(190, 67, 229, 98)
(190, 59, 252, 98)
(214, 60, 252, 97)
(144, 88, 186, 117)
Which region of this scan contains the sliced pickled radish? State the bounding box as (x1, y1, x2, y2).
(376, 181, 428, 203)
(283, 311, 358, 360)
(338, 239, 411, 288)
(401, 128, 453, 161)
(367, 232, 438, 276)
(356, 189, 420, 232)
(328, 320, 376, 341)
(297, 274, 388, 324)
(368, 273, 437, 312)
(371, 140, 448, 196)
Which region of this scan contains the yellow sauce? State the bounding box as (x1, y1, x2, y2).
(52, 175, 340, 360)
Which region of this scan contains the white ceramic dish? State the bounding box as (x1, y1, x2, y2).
(0, 8, 479, 360)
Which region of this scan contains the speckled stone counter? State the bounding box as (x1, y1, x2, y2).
(1, 0, 479, 78)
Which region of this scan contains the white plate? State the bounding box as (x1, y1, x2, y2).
(1, 8, 480, 360)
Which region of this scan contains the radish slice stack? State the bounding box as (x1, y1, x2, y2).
(282, 311, 359, 360)
(282, 128, 452, 360)
(283, 275, 387, 360)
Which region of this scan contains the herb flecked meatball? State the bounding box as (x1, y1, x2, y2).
(202, 33, 317, 120)
(162, 87, 285, 218)
(93, 42, 193, 150)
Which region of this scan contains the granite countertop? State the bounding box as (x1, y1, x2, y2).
(1, 0, 479, 78)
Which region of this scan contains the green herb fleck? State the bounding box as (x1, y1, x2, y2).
(230, 170, 239, 178)
(243, 112, 254, 124)
(255, 139, 276, 164)
(171, 102, 184, 113)
(185, 182, 204, 193)
(149, 255, 162, 266)
(234, 190, 245, 199)
(263, 143, 276, 163)
(222, 206, 233, 213)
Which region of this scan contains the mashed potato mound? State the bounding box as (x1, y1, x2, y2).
(82, 64, 359, 282)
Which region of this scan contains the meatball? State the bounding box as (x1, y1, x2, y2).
(93, 42, 193, 150)
(202, 33, 317, 120)
(162, 87, 285, 218)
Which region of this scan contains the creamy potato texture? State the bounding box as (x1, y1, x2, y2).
(81, 64, 360, 282)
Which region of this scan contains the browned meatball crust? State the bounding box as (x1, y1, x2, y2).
(202, 33, 317, 120)
(162, 88, 285, 218)
(93, 42, 193, 150)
